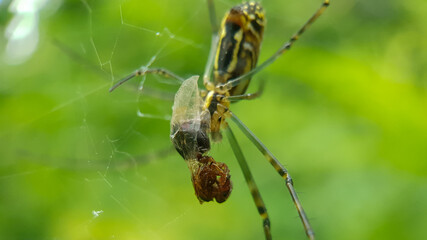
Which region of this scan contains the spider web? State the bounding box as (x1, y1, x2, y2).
(62, 1, 275, 238)
(68, 1, 213, 238)
(0, 0, 331, 239)
(5, 0, 427, 239)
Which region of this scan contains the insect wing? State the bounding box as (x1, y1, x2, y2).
(170, 76, 210, 160)
(170, 76, 203, 126)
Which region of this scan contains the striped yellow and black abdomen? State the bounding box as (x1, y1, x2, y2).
(213, 2, 265, 96)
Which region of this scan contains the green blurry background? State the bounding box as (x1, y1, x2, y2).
(1, 0, 426, 239)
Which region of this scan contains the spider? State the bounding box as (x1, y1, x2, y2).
(110, 1, 329, 239)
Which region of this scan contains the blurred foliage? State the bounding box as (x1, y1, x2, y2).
(1, 0, 427, 239)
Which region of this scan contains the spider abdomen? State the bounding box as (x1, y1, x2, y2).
(214, 2, 265, 96)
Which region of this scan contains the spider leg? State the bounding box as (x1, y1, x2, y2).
(230, 113, 315, 240)
(215, 0, 330, 93)
(203, 0, 220, 91)
(227, 80, 266, 102)
(109, 68, 184, 92)
(225, 125, 272, 240)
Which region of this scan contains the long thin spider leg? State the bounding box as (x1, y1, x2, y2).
(203, 0, 219, 91)
(230, 113, 315, 240)
(216, 0, 330, 93)
(109, 68, 185, 92)
(225, 125, 272, 240)
(227, 80, 266, 102)
(207, 0, 218, 37)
